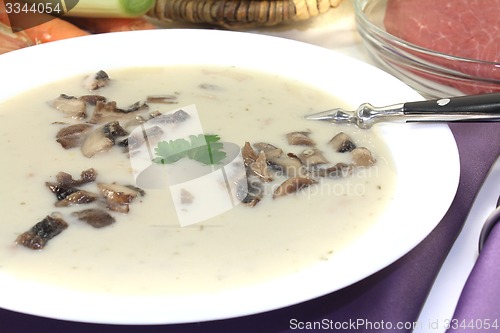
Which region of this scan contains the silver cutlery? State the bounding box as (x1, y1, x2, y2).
(478, 194, 500, 253)
(305, 92, 500, 129)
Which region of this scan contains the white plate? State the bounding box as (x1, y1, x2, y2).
(0, 29, 459, 324)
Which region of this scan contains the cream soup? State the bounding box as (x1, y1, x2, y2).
(0, 66, 396, 296)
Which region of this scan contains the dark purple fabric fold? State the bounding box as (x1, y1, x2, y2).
(1, 123, 499, 333)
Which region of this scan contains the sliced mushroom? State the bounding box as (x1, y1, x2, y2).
(79, 95, 106, 106)
(297, 149, 329, 167)
(45, 182, 80, 200)
(81, 124, 114, 157)
(98, 183, 140, 205)
(54, 190, 98, 207)
(253, 142, 284, 162)
(273, 176, 317, 198)
(80, 121, 127, 157)
(180, 188, 194, 205)
(242, 141, 258, 167)
(149, 111, 162, 118)
(143, 125, 164, 141)
(314, 163, 353, 178)
(88, 100, 118, 124)
(146, 94, 178, 104)
(328, 132, 356, 153)
(16, 213, 68, 250)
(173, 109, 190, 122)
(250, 151, 273, 182)
(117, 101, 149, 113)
(83, 70, 110, 91)
(55, 168, 97, 187)
(267, 153, 305, 177)
(237, 175, 264, 207)
(72, 209, 115, 228)
(253, 142, 278, 151)
(106, 202, 130, 213)
(149, 109, 190, 124)
(98, 183, 142, 213)
(56, 123, 93, 149)
(89, 99, 153, 124)
(121, 125, 163, 151)
(286, 131, 315, 146)
(267, 149, 285, 161)
(125, 185, 146, 197)
(253, 142, 278, 153)
(352, 147, 376, 167)
(103, 121, 128, 141)
(49, 94, 87, 119)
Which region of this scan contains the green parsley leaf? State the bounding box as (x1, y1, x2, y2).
(153, 139, 190, 164)
(153, 134, 226, 165)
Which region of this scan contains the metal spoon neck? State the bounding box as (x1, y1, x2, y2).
(356, 103, 405, 128)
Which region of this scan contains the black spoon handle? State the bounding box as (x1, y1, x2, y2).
(404, 93, 500, 119)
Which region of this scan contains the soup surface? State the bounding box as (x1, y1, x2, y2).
(0, 66, 396, 296)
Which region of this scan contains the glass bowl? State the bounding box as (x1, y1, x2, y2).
(354, 0, 500, 98)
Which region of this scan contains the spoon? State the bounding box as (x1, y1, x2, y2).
(478, 194, 500, 253)
(305, 92, 500, 129)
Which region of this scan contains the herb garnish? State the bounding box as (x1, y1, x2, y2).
(153, 134, 226, 165)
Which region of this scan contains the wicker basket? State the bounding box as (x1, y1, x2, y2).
(147, 0, 343, 29)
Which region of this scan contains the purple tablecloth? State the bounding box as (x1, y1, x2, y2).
(1, 123, 499, 333)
